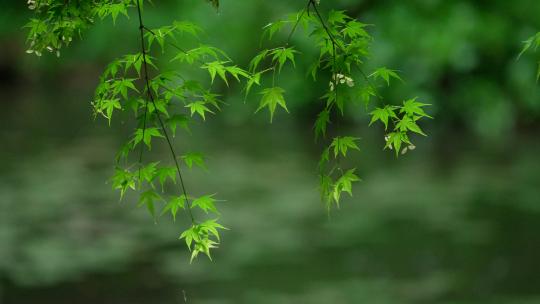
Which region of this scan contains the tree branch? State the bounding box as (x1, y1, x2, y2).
(135, 0, 196, 224)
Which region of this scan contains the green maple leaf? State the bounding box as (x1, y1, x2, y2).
(329, 136, 360, 158)
(156, 166, 177, 191)
(138, 190, 161, 219)
(172, 21, 203, 37)
(271, 47, 298, 72)
(262, 21, 287, 41)
(319, 173, 334, 209)
(107, 3, 129, 25)
(385, 132, 411, 157)
(400, 98, 432, 118)
(123, 53, 157, 76)
(249, 49, 269, 72)
(113, 78, 138, 100)
(314, 109, 331, 140)
(185, 101, 214, 121)
(147, 99, 169, 117)
(369, 106, 398, 130)
(396, 115, 427, 136)
(100, 99, 121, 126)
(134, 127, 164, 149)
(139, 162, 159, 185)
(191, 194, 221, 214)
(179, 225, 200, 250)
(256, 87, 289, 123)
(342, 20, 369, 39)
(202, 61, 229, 85)
(199, 219, 228, 241)
(191, 238, 218, 263)
(179, 219, 227, 263)
(519, 32, 540, 58)
(370, 67, 402, 86)
(170, 45, 219, 64)
(111, 167, 136, 200)
(161, 195, 187, 221)
(181, 152, 207, 170)
(225, 65, 249, 82)
(244, 72, 261, 99)
(333, 169, 361, 205)
(328, 10, 350, 25)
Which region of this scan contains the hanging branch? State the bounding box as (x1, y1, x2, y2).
(135, 0, 196, 224)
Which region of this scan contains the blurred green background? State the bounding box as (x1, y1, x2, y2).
(1, 0, 540, 303)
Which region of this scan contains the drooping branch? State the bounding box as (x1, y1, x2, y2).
(135, 0, 196, 224)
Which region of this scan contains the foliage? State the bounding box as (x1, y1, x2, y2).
(245, 1, 431, 211)
(520, 32, 540, 80)
(25, 0, 134, 56)
(24, 0, 432, 261)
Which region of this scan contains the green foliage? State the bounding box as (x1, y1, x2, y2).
(156, 166, 177, 191)
(133, 128, 164, 149)
(201, 61, 249, 86)
(271, 47, 299, 72)
(370, 98, 431, 156)
(319, 168, 361, 211)
(138, 189, 161, 219)
(314, 109, 330, 140)
(59, 0, 234, 261)
(329, 136, 360, 158)
(369, 106, 398, 130)
(111, 167, 136, 200)
(520, 32, 540, 80)
(181, 152, 207, 170)
(332, 169, 361, 206)
(256, 87, 289, 123)
(25, 0, 432, 261)
(180, 219, 227, 263)
(185, 101, 214, 121)
(25, 0, 137, 57)
(247, 1, 431, 210)
(161, 195, 187, 222)
(191, 194, 221, 214)
(369, 67, 403, 86)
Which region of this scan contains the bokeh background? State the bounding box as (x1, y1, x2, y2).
(1, 0, 540, 303)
